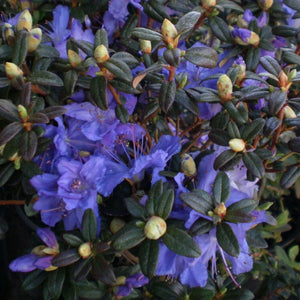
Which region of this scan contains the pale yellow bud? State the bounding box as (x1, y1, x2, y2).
(5, 62, 23, 79)
(78, 242, 93, 259)
(110, 218, 126, 234)
(140, 39, 152, 54)
(258, 0, 273, 10)
(28, 28, 42, 52)
(94, 45, 110, 64)
(17, 10, 32, 31)
(115, 276, 126, 286)
(18, 104, 28, 121)
(214, 203, 227, 220)
(68, 49, 82, 68)
(202, 0, 216, 9)
(229, 138, 246, 152)
(217, 74, 233, 101)
(45, 265, 58, 272)
(161, 19, 178, 47)
(181, 154, 197, 177)
(144, 216, 167, 240)
(284, 106, 297, 119)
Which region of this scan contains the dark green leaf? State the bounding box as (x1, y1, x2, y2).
(288, 137, 300, 153)
(110, 78, 141, 94)
(216, 222, 240, 257)
(81, 209, 98, 241)
(22, 270, 47, 291)
(29, 71, 64, 87)
(280, 166, 300, 188)
(263, 117, 281, 136)
(242, 152, 265, 179)
(139, 239, 159, 277)
(91, 256, 116, 285)
(0, 163, 15, 187)
(40, 106, 67, 119)
(35, 45, 59, 58)
(19, 131, 38, 161)
(125, 197, 148, 220)
(155, 189, 174, 220)
(246, 229, 268, 248)
(103, 59, 133, 82)
(222, 289, 254, 300)
(0, 122, 23, 146)
(0, 45, 13, 60)
(146, 179, 163, 216)
(0, 77, 10, 88)
(162, 227, 201, 257)
(208, 17, 231, 42)
(29, 112, 49, 124)
(189, 288, 214, 300)
(227, 199, 257, 214)
(51, 249, 81, 267)
(184, 47, 218, 68)
(112, 224, 145, 251)
(90, 76, 108, 110)
(70, 38, 93, 56)
(246, 47, 260, 71)
(73, 257, 93, 282)
(225, 210, 255, 223)
(227, 121, 241, 139)
(12, 31, 28, 65)
(282, 51, 300, 65)
(131, 28, 163, 41)
(273, 25, 297, 37)
(64, 69, 78, 97)
(241, 118, 265, 141)
(111, 51, 140, 69)
(213, 150, 237, 170)
(176, 11, 201, 35)
(213, 172, 230, 204)
(45, 268, 65, 300)
(115, 105, 129, 124)
(189, 218, 214, 236)
(209, 129, 230, 146)
(179, 189, 213, 214)
(95, 29, 108, 48)
(259, 56, 281, 76)
(224, 101, 247, 124)
(266, 90, 287, 115)
(0, 99, 19, 122)
(63, 234, 84, 247)
(159, 81, 176, 113)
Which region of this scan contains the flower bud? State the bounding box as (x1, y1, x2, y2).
(181, 154, 197, 177)
(28, 28, 42, 52)
(94, 45, 110, 64)
(213, 203, 227, 220)
(20, 0, 31, 10)
(144, 216, 167, 240)
(229, 138, 246, 152)
(258, 0, 273, 10)
(68, 49, 82, 68)
(284, 106, 297, 119)
(4, 23, 15, 43)
(45, 265, 58, 272)
(110, 218, 126, 234)
(288, 69, 297, 82)
(231, 28, 260, 46)
(140, 39, 152, 54)
(161, 19, 178, 48)
(115, 276, 127, 286)
(18, 104, 28, 121)
(17, 9, 32, 31)
(42, 247, 60, 256)
(202, 0, 216, 9)
(78, 242, 93, 259)
(233, 56, 246, 85)
(217, 74, 232, 101)
(5, 62, 23, 79)
(32, 245, 46, 256)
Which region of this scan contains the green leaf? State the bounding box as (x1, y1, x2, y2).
(143, 0, 170, 22)
(227, 120, 241, 139)
(242, 152, 265, 179)
(90, 76, 108, 110)
(213, 172, 230, 204)
(0, 77, 10, 88)
(159, 81, 176, 113)
(241, 118, 265, 141)
(226, 199, 257, 214)
(103, 59, 133, 82)
(112, 224, 145, 251)
(146, 179, 163, 216)
(110, 78, 141, 94)
(73, 258, 93, 282)
(216, 222, 240, 257)
(282, 51, 300, 65)
(225, 210, 255, 223)
(64, 69, 78, 97)
(35, 45, 59, 58)
(263, 117, 281, 136)
(29, 71, 64, 87)
(19, 131, 38, 161)
(81, 209, 98, 242)
(179, 190, 213, 214)
(224, 101, 247, 124)
(0, 45, 13, 60)
(280, 166, 300, 188)
(0, 163, 15, 187)
(63, 234, 84, 247)
(115, 105, 129, 124)
(51, 249, 81, 267)
(0, 122, 23, 146)
(95, 29, 108, 48)
(259, 56, 281, 76)
(184, 47, 218, 68)
(139, 239, 159, 277)
(162, 227, 201, 257)
(208, 17, 231, 42)
(266, 90, 287, 115)
(189, 288, 214, 300)
(209, 129, 230, 146)
(155, 189, 174, 220)
(45, 268, 65, 300)
(125, 197, 148, 220)
(29, 112, 49, 124)
(12, 31, 28, 65)
(246, 47, 260, 71)
(111, 51, 140, 69)
(39, 106, 67, 119)
(75, 280, 104, 299)
(273, 25, 297, 37)
(131, 27, 163, 41)
(91, 255, 116, 285)
(22, 270, 46, 291)
(288, 137, 300, 153)
(213, 150, 237, 170)
(189, 218, 214, 236)
(0, 99, 19, 122)
(222, 289, 254, 300)
(176, 11, 201, 35)
(70, 38, 93, 56)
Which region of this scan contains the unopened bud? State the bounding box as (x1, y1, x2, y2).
(140, 39, 152, 54)
(32, 245, 46, 256)
(42, 247, 60, 256)
(45, 265, 58, 272)
(94, 45, 110, 64)
(284, 106, 297, 119)
(78, 242, 93, 259)
(233, 57, 246, 85)
(181, 154, 197, 177)
(4, 23, 15, 42)
(68, 49, 82, 68)
(178, 74, 188, 89)
(231, 28, 260, 46)
(28, 28, 42, 52)
(217, 74, 233, 101)
(5, 62, 23, 79)
(258, 0, 273, 10)
(110, 218, 126, 234)
(161, 19, 178, 48)
(17, 9, 32, 31)
(288, 69, 297, 81)
(214, 203, 227, 220)
(20, 0, 31, 10)
(18, 104, 28, 120)
(115, 276, 126, 286)
(202, 0, 216, 9)
(229, 138, 246, 152)
(144, 216, 167, 240)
